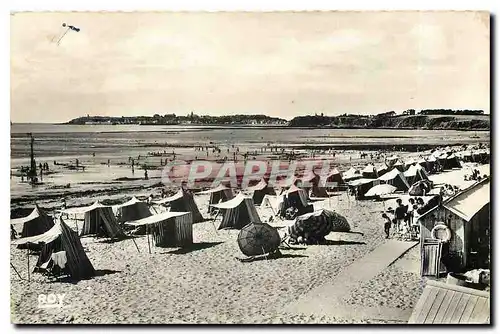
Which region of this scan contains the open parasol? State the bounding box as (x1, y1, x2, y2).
(365, 184, 397, 197)
(237, 222, 281, 256)
(288, 209, 350, 244)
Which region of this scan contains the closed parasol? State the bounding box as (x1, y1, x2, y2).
(365, 184, 397, 197)
(237, 222, 281, 256)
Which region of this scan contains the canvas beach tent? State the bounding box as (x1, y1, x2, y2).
(12, 218, 95, 280)
(211, 193, 262, 230)
(377, 168, 410, 192)
(361, 164, 378, 179)
(153, 189, 204, 223)
(199, 184, 235, 214)
(261, 195, 282, 216)
(348, 178, 380, 200)
(325, 168, 344, 188)
(343, 167, 362, 182)
(126, 211, 193, 249)
(62, 201, 125, 240)
(277, 175, 300, 190)
(11, 205, 54, 240)
(245, 178, 276, 205)
(112, 196, 152, 225)
(404, 164, 430, 186)
(300, 171, 328, 198)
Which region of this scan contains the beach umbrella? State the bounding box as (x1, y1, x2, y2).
(365, 184, 397, 197)
(237, 222, 280, 256)
(288, 209, 350, 244)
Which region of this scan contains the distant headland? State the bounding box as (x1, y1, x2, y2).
(64, 109, 489, 131)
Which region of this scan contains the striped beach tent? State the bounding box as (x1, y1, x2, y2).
(12, 218, 95, 280)
(153, 189, 204, 223)
(11, 204, 54, 240)
(288, 209, 350, 244)
(200, 184, 235, 214)
(62, 201, 125, 239)
(211, 193, 262, 230)
(404, 164, 430, 186)
(245, 178, 276, 205)
(126, 211, 193, 248)
(113, 196, 152, 224)
(325, 168, 344, 187)
(377, 168, 410, 192)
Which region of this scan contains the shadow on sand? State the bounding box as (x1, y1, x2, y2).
(322, 240, 367, 246)
(165, 242, 224, 255)
(54, 269, 121, 284)
(236, 253, 308, 263)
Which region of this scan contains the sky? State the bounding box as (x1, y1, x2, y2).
(10, 11, 490, 123)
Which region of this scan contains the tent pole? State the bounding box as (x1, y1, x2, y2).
(27, 249, 30, 283)
(74, 214, 79, 234)
(131, 236, 140, 253)
(11, 263, 23, 281)
(146, 224, 151, 254)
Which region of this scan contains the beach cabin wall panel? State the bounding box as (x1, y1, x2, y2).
(464, 204, 490, 269)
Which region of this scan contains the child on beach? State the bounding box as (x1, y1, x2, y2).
(382, 213, 392, 238)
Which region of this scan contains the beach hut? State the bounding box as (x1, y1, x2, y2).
(418, 178, 490, 274)
(12, 218, 95, 280)
(153, 189, 204, 223)
(62, 202, 125, 239)
(361, 164, 378, 179)
(343, 167, 362, 182)
(11, 205, 54, 240)
(377, 168, 410, 192)
(211, 193, 262, 230)
(200, 184, 235, 214)
(404, 164, 430, 186)
(113, 196, 152, 225)
(127, 211, 193, 248)
(408, 280, 490, 324)
(348, 178, 380, 200)
(246, 178, 276, 205)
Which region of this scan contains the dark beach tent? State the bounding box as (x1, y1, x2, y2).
(376, 164, 388, 177)
(301, 171, 328, 198)
(404, 164, 430, 186)
(277, 175, 300, 190)
(288, 209, 350, 244)
(12, 218, 95, 280)
(153, 189, 204, 223)
(461, 151, 473, 163)
(442, 153, 461, 170)
(278, 184, 312, 216)
(348, 178, 380, 200)
(113, 196, 152, 224)
(361, 164, 378, 179)
(62, 202, 125, 239)
(237, 222, 281, 256)
(199, 184, 234, 214)
(409, 180, 433, 196)
(377, 168, 410, 192)
(126, 211, 193, 248)
(343, 167, 362, 182)
(393, 160, 405, 172)
(325, 168, 344, 187)
(11, 205, 54, 240)
(211, 193, 262, 230)
(246, 178, 276, 205)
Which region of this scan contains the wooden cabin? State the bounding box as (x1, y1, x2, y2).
(418, 178, 490, 275)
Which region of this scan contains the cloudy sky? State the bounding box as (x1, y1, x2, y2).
(11, 11, 489, 123)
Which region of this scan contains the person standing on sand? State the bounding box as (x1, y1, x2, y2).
(394, 199, 407, 232)
(107, 159, 110, 167)
(382, 213, 392, 238)
(144, 169, 149, 180)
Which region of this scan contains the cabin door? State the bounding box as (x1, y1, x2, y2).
(421, 239, 443, 277)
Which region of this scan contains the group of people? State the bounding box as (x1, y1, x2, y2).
(464, 169, 486, 181)
(382, 197, 427, 240)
